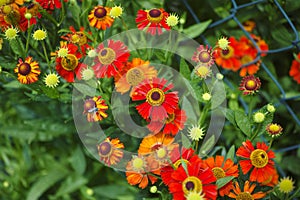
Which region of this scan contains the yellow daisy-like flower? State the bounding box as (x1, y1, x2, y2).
(253, 112, 265, 123)
(278, 177, 295, 194)
(5, 27, 19, 40)
(195, 64, 211, 79)
(81, 67, 95, 81)
(44, 73, 60, 88)
(32, 29, 47, 41)
(110, 5, 123, 18)
(188, 125, 205, 141)
(14, 57, 41, 84)
(57, 47, 69, 58)
(185, 191, 206, 200)
(218, 36, 230, 50)
(166, 13, 179, 27)
(202, 92, 211, 101)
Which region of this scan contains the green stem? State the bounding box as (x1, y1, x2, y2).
(41, 40, 50, 67)
(25, 25, 34, 56)
(268, 137, 274, 149)
(250, 123, 262, 141)
(248, 96, 254, 120)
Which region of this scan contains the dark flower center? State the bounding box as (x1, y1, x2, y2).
(151, 143, 162, 151)
(222, 49, 229, 55)
(198, 51, 211, 63)
(84, 99, 96, 111)
(101, 49, 107, 56)
(94, 7, 107, 18)
(151, 91, 161, 100)
(98, 141, 112, 157)
(185, 181, 195, 190)
(18, 63, 31, 75)
(149, 9, 161, 18)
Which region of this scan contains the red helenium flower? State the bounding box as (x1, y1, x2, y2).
(136, 8, 170, 35)
(131, 77, 179, 121)
(93, 39, 130, 78)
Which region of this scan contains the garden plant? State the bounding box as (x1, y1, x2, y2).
(0, 0, 300, 199)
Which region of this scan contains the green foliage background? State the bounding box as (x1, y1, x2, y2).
(1, 0, 300, 199)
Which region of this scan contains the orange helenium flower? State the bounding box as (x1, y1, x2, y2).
(203, 155, 239, 196)
(126, 155, 160, 189)
(132, 77, 179, 121)
(214, 36, 242, 71)
(14, 56, 40, 84)
(97, 137, 124, 166)
(236, 140, 276, 183)
(289, 53, 300, 84)
(88, 5, 114, 30)
(136, 8, 170, 35)
(83, 96, 108, 122)
(228, 181, 266, 199)
(115, 58, 157, 96)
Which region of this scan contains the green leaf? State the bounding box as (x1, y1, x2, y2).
(3, 80, 23, 89)
(40, 86, 60, 99)
(54, 174, 88, 197)
(9, 39, 24, 56)
(73, 83, 96, 97)
(234, 110, 251, 137)
(216, 176, 235, 189)
(179, 58, 191, 80)
(211, 81, 226, 110)
(199, 135, 215, 156)
(69, 146, 86, 175)
(182, 20, 212, 38)
(26, 165, 69, 200)
(226, 145, 235, 161)
(223, 108, 236, 127)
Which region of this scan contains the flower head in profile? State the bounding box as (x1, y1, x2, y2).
(88, 5, 114, 30)
(289, 52, 300, 84)
(278, 177, 295, 194)
(203, 155, 239, 196)
(97, 137, 124, 166)
(192, 45, 215, 66)
(93, 39, 130, 78)
(14, 56, 41, 84)
(136, 8, 170, 35)
(83, 96, 108, 122)
(131, 77, 179, 121)
(36, 0, 64, 10)
(236, 140, 276, 183)
(44, 73, 59, 88)
(115, 58, 157, 96)
(228, 181, 266, 199)
(239, 75, 261, 95)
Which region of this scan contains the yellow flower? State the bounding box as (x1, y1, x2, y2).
(166, 13, 179, 27)
(33, 29, 47, 41)
(218, 36, 230, 50)
(278, 177, 294, 194)
(110, 5, 123, 18)
(44, 73, 60, 88)
(195, 64, 211, 79)
(253, 112, 265, 123)
(188, 125, 205, 141)
(5, 27, 19, 40)
(57, 47, 69, 58)
(202, 92, 211, 101)
(185, 191, 205, 200)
